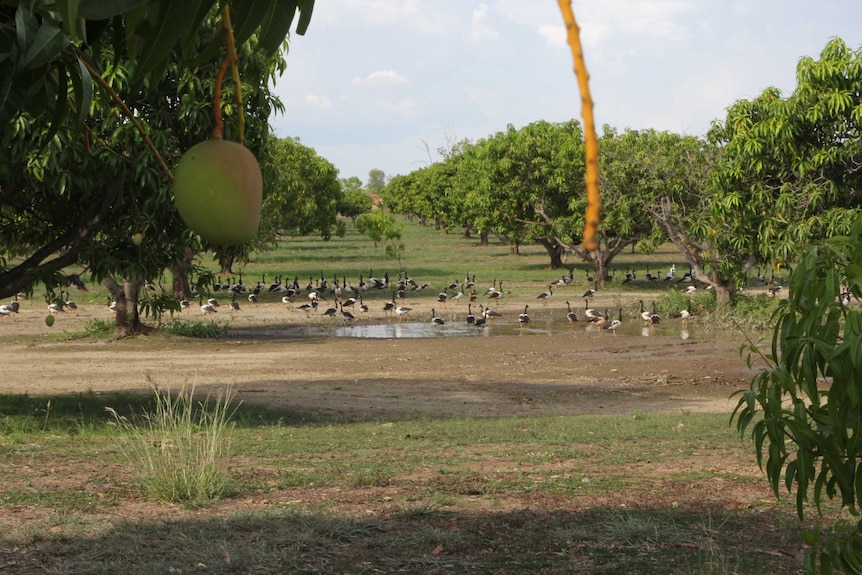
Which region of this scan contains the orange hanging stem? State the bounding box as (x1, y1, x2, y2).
(558, 0, 600, 252)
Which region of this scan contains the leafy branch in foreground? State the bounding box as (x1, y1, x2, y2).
(733, 212, 862, 573)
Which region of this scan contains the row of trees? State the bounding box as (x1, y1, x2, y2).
(380, 38, 862, 308)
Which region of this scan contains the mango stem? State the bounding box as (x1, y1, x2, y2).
(558, 0, 600, 252)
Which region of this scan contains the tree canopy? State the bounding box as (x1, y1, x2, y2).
(0, 1, 318, 333)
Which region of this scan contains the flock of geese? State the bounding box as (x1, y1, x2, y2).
(0, 264, 724, 334)
(151, 267, 702, 337)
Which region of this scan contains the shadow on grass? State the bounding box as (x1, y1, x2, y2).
(0, 504, 803, 575)
(0, 391, 329, 432)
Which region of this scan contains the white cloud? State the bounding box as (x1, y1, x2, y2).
(303, 93, 332, 108)
(538, 24, 566, 48)
(471, 4, 499, 43)
(351, 70, 410, 87)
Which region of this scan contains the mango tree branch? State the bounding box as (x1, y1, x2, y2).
(558, 1, 600, 252)
(80, 58, 173, 182)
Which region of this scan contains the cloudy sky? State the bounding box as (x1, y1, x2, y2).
(269, 1, 862, 183)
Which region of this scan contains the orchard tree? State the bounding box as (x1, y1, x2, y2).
(366, 169, 387, 196)
(468, 120, 585, 262)
(338, 189, 374, 225)
(0, 1, 315, 333)
(659, 38, 862, 307)
(259, 136, 341, 241)
(535, 127, 698, 282)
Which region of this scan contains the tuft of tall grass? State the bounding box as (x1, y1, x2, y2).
(106, 383, 239, 507)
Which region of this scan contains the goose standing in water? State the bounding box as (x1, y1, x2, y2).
(566, 300, 578, 323)
(604, 307, 622, 336)
(431, 308, 445, 326)
(518, 305, 530, 328)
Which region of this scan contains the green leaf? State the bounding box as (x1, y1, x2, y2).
(54, 0, 80, 37)
(129, 1, 198, 85)
(20, 23, 71, 71)
(231, 0, 275, 47)
(295, 0, 315, 35)
(15, 4, 39, 53)
(256, 0, 299, 55)
(77, 0, 151, 20)
(69, 56, 94, 124)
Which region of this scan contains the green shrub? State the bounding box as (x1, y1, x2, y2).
(159, 319, 228, 338)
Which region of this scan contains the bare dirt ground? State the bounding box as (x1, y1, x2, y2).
(1, 295, 805, 574)
(0, 293, 762, 418)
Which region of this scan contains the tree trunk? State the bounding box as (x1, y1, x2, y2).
(170, 246, 195, 299)
(461, 225, 472, 239)
(219, 255, 235, 276)
(104, 276, 147, 336)
(535, 238, 565, 269)
(479, 229, 490, 246)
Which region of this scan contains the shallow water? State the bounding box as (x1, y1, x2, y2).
(232, 317, 739, 341)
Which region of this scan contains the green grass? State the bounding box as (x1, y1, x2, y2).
(0, 391, 816, 573)
(106, 383, 238, 507)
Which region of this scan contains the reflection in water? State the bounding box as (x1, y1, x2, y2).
(231, 317, 732, 340)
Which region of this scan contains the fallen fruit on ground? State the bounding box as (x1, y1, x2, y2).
(172, 139, 263, 245)
(45, 315, 54, 326)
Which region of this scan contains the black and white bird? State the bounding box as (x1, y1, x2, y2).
(566, 301, 578, 323)
(639, 300, 660, 325)
(466, 303, 476, 325)
(536, 286, 553, 306)
(297, 300, 318, 316)
(62, 291, 78, 315)
(483, 306, 503, 322)
(680, 299, 692, 326)
(682, 285, 697, 295)
(604, 307, 623, 336)
(431, 308, 445, 326)
(582, 283, 597, 301)
(395, 304, 412, 321)
(200, 294, 217, 315)
(340, 303, 355, 322)
(229, 293, 240, 316)
(584, 303, 603, 324)
(518, 304, 530, 327)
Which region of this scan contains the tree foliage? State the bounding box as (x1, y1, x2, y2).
(259, 136, 341, 241)
(0, 2, 318, 333)
(702, 38, 862, 298)
(0, 0, 313, 131)
(734, 213, 862, 573)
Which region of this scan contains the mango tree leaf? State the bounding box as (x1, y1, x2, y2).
(181, 0, 220, 59)
(256, 0, 298, 55)
(77, 0, 151, 20)
(68, 56, 93, 124)
(231, 0, 275, 47)
(15, 4, 39, 53)
(20, 23, 71, 70)
(129, 1, 198, 84)
(295, 0, 314, 35)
